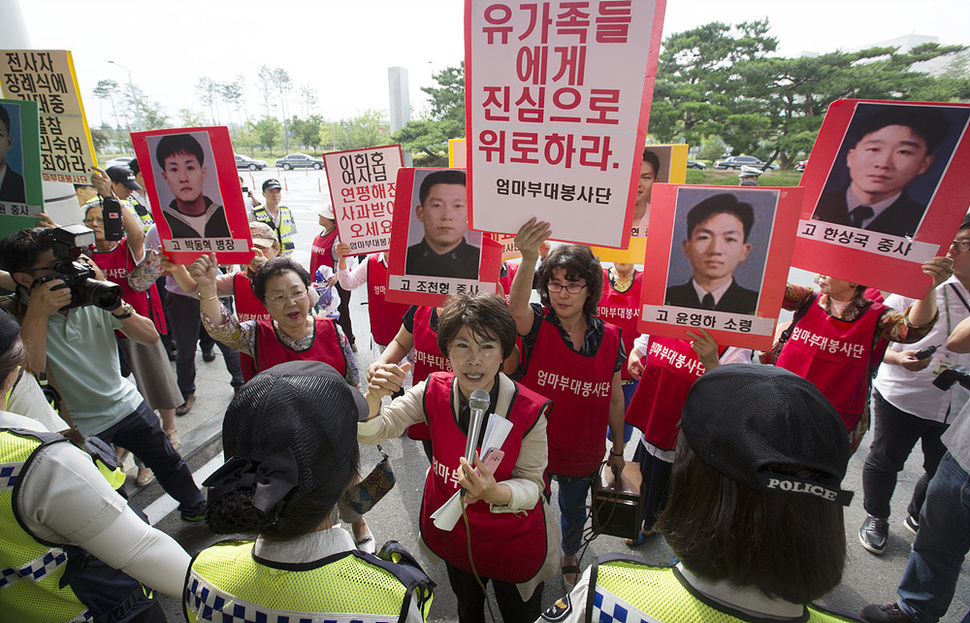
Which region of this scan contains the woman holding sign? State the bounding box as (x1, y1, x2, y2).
(509, 219, 626, 589)
(362, 293, 556, 623)
(772, 258, 952, 454)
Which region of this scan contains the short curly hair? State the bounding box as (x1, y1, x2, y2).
(535, 244, 602, 316)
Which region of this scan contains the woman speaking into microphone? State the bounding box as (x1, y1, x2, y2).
(361, 293, 557, 623)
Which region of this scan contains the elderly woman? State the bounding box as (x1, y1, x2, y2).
(363, 293, 556, 623)
(508, 219, 626, 588)
(186, 361, 433, 623)
(190, 253, 375, 551)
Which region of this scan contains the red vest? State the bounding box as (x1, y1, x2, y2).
(253, 317, 346, 377)
(499, 262, 518, 304)
(233, 272, 271, 382)
(309, 228, 339, 278)
(408, 306, 452, 441)
(626, 337, 707, 452)
(776, 298, 889, 431)
(91, 239, 165, 334)
(521, 314, 620, 476)
(597, 269, 642, 380)
(367, 255, 410, 346)
(420, 372, 548, 582)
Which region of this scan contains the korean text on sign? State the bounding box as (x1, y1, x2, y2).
(0, 51, 97, 184)
(467, 0, 666, 247)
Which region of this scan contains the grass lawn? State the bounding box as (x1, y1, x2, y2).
(685, 168, 803, 187)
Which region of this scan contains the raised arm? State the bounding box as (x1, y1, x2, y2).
(509, 218, 551, 336)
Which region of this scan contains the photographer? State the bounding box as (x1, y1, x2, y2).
(0, 226, 206, 522)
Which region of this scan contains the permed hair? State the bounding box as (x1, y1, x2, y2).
(686, 193, 755, 242)
(155, 133, 205, 169)
(251, 257, 311, 302)
(418, 169, 466, 205)
(535, 244, 603, 316)
(437, 293, 517, 360)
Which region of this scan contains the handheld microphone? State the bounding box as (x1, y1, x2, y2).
(464, 389, 490, 462)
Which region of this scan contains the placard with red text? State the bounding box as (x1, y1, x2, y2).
(465, 0, 667, 248)
(324, 145, 402, 255)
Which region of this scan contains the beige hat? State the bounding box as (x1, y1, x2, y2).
(249, 222, 278, 249)
(318, 204, 334, 220)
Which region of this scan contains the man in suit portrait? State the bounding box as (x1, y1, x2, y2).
(665, 193, 759, 315)
(0, 106, 26, 204)
(812, 106, 949, 238)
(405, 169, 479, 279)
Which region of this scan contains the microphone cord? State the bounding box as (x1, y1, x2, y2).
(460, 498, 498, 623)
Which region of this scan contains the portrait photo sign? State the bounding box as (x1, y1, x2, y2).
(386, 167, 501, 307)
(131, 126, 252, 264)
(638, 184, 804, 351)
(0, 50, 97, 184)
(591, 142, 688, 263)
(0, 98, 44, 238)
(323, 144, 402, 255)
(465, 0, 667, 248)
(792, 99, 970, 299)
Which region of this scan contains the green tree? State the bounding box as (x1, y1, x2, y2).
(253, 116, 282, 151)
(140, 99, 169, 130)
(392, 62, 465, 162)
(289, 115, 323, 150)
(178, 108, 207, 128)
(331, 110, 391, 151)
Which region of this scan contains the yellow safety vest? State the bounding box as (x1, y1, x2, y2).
(186, 539, 433, 623)
(584, 556, 862, 623)
(251, 205, 296, 256)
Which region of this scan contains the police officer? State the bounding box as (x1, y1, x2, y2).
(541, 364, 863, 623)
(185, 361, 433, 623)
(250, 178, 297, 256)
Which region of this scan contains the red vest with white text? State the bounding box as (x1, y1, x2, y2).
(309, 228, 339, 278)
(597, 269, 642, 380)
(776, 299, 889, 431)
(253, 317, 346, 377)
(420, 372, 548, 582)
(91, 238, 166, 334)
(626, 337, 706, 452)
(367, 254, 410, 346)
(521, 314, 620, 476)
(408, 306, 452, 441)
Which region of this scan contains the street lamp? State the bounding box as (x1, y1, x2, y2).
(108, 60, 143, 131)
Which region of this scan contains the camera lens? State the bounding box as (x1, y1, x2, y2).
(79, 279, 123, 310)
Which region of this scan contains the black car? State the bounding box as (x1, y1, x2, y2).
(686, 160, 707, 170)
(275, 154, 325, 170)
(713, 155, 770, 170)
(235, 154, 267, 171)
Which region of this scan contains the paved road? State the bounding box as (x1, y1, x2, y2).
(128, 167, 968, 622)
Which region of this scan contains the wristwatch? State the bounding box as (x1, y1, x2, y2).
(112, 302, 134, 319)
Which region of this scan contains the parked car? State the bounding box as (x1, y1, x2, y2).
(235, 154, 267, 171)
(686, 160, 707, 170)
(713, 155, 774, 170)
(794, 160, 808, 172)
(275, 154, 325, 170)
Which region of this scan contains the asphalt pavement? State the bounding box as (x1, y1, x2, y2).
(126, 167, 968, 622)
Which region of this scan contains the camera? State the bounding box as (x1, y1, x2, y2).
(32, 225, 123, 311)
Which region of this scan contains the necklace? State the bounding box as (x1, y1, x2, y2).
(610, 269, 633, 292)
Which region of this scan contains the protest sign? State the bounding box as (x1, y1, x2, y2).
(465, 0, 667, 248)
(0, 51, 97, 184)
(386, 167, 501, 306)
(0, 99, 44, 238)
(638, 184, 803, 351)
(591, 143, 688, 263)
(792, 99, 970, 299)
(323, 145, 402, 255)
(131, 127, 252, 264)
